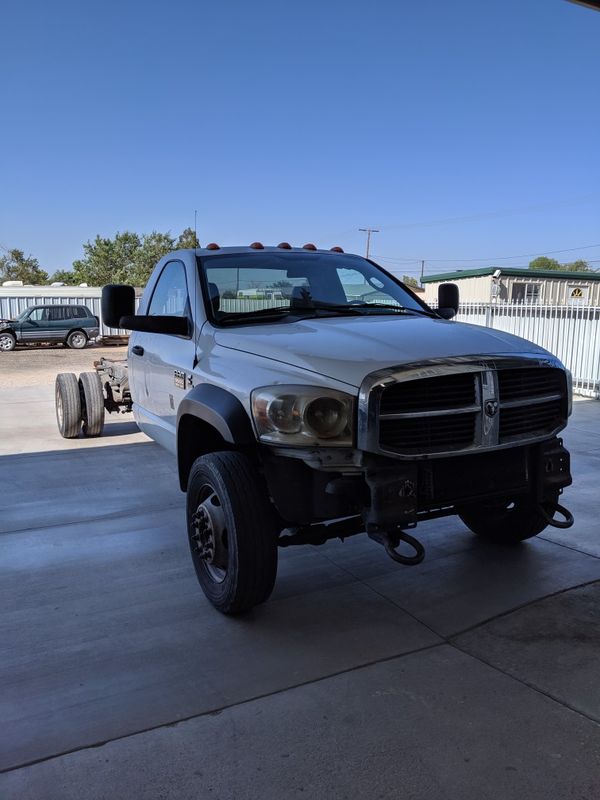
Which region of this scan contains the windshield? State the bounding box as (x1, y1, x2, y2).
(15, 308, 31, 321)
(198, 252, 434, 325)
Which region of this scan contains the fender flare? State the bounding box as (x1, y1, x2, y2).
(176, 385, 256, 489)
(177, 384, 255, 445)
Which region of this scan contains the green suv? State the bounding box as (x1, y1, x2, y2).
(0, 304, 100, 351)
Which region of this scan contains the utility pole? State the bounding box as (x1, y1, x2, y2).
(358, 228, 379, 260)
(420, 260, 425, 284)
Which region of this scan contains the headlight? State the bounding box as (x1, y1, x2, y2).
(565, 368, 573, 416)
(251, 386, 354, 446)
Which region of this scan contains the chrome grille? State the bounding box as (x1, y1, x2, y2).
(380, 413, 477, 453)
(380, 373, 476, 414)
(498, 367, 565, 401)
(499, 399, 564, 441)
(365, 358, 568, 458)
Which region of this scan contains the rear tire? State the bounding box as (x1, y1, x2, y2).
(67, 330, 88, 349)
(0, 331, 16, 351)
(186, 452, 279, 614)
(79, 371, 105, 436)
(55, 373, 82, 438)
(458, 492, 559, 544)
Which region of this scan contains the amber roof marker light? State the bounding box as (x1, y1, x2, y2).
(302, 243, 317, 251)
(330, 246, 344, 253)
(206, 243, 220, 250)
(249, 242, 265, 249)
(277, 242, 292, 249)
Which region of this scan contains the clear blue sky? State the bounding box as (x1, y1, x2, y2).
(1, 0, 599, 278)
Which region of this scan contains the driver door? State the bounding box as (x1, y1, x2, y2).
(130, 259, 195, 452)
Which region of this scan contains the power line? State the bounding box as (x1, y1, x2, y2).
(374, 195, 596, 232)
(374, 242, 600, 264)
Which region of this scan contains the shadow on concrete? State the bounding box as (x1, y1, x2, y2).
(1, 407, 600, 772)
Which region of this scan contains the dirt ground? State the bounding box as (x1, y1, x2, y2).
(0, 343, 128, 387)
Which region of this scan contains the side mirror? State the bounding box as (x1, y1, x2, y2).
(437, 283, 459, 319)
(102, 284, 135, 328)
(102, 284, 190, 336)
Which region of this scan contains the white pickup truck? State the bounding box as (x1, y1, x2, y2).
(55, 243, 574, 614)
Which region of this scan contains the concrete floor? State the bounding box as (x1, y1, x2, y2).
(1, 387, 599, 799)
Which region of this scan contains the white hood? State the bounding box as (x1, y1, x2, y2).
(214, 316, 551, 388)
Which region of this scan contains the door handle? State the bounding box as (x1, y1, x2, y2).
(132, 345, 144, 356)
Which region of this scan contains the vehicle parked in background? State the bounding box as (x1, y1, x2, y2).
(0, 304, 99, 351)
(55, 244, 574, 616)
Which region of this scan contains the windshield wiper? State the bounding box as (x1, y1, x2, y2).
(217, 307, 300, 325)
(218, 304, 364, 325)
(312, 302, 438, 318)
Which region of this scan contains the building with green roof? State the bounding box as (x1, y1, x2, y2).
(420, 267, 600, 306)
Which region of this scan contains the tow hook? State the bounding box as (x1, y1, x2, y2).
(368, 529, 425, 566)
(539, 500, 575, 530)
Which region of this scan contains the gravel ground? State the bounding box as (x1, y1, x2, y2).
(0, 343, 128, 387)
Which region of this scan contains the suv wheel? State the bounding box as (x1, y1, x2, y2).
(55, 373, 82, 438)
(458, 492, 559, 544)
(79, 371, 105, 436)
(0, 332, 16, 351)
(67, 330, 88, 349)
(186, 452, 279, 614)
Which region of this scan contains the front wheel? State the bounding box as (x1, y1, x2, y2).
(0, 331, 16, 351)
(67, 330, 88, 349)
(186, 452, 279, 614)
(458, 492, 559, 544)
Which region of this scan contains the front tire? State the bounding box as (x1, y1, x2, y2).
(67, 330, 88, 349)
(458, 492, 559, 544)
(0, 331, 16, 351)
(186, 452, 279, 614)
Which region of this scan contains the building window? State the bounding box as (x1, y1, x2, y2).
(568, 285, 589, 305)
(511, 282, 541, 303)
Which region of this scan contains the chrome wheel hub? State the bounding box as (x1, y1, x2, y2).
(0, 334, 13, 350)
(191, 488, 228, 581)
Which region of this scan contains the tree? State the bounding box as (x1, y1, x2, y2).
(71, 229, 198, 286)
(49, 269, 79, 285)
(132, 232, 176, 285)
(565, 259, 592, 272)
(176, 227, 201, 249)
(72, 232, 142, 286)
(402, 274, 419, 288)
(0, 248, 48, 284)
(529, 257, 562, 271)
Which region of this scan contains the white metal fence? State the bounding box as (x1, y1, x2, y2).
(452, 302, 600, 399)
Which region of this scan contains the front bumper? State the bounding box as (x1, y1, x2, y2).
(262, 437, 572, 529)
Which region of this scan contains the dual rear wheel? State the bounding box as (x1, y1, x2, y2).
(55, 371, 105, 439)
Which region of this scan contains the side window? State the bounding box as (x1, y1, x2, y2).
(28, 308, 49, 322)
(148, 261, 190, 317)
(78, 306, 89, 318)
(49, 307, 66, 321)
